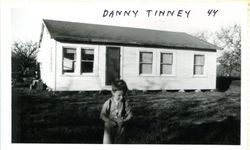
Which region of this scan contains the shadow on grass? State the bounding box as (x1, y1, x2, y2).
(12, 88, 104, 143)
(166, 117, 240, 144)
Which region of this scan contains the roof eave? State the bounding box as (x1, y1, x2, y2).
(53, 36, 217, 52)
(38, 23, 45, 48)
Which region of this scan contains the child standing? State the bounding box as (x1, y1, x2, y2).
(100, 80, 132, 144)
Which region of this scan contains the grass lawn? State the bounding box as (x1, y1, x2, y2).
(12, 81, 240, 144)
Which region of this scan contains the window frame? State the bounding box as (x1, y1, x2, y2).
(160, 52, 174, 75)
(80, 48, 95, 74)
(193, 54, 206, 77)
(138, 50, 156, 76)
(158, 49, 176, 76)
(62, 47, 78, 75)
(60, 43, 98, 77)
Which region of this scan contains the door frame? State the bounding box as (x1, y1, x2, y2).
(105, 46, 123, 86)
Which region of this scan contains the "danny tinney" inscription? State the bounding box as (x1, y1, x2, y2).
(102, 9, 219, 18)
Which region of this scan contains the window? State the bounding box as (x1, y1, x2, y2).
(63, 48, 77, 73)
(81, 48, 94, 73)
(61, 44, 97, 76)
(194, 55, 205, 75)
(139, 52, 153, 74)
(160, 53, 173, 74)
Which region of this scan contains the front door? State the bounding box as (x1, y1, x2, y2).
(106, 47, 121, 85)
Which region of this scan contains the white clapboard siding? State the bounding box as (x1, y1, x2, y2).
(54, 43, 107, 91)
(122, 46, 217, 90)
(40, 40, 216, 91)
(37, 26, 56, 90)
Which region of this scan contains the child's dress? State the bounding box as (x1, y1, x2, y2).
(100, 97, 132, 144)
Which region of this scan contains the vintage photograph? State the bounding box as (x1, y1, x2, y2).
(9, 1, 245, 145)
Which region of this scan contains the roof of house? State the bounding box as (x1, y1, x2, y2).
(42, 19, 219, 51)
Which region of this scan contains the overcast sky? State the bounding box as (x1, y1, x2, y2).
(11, 1, 245, 42)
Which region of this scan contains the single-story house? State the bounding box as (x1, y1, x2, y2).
(37, 19, 219, 91)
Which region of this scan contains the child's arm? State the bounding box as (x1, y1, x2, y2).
(100, 100, 117, 126)
(117, 101, 132, 126)
(123, 111, 132, 122)
(124, 101, 133, 122)
(100, 112, 117, 126)
(116, 113, 132, 127)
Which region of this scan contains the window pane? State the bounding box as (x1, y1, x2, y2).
(81, 49, 94, 73)
(194, 55, 204, 65)
(140, 52, 153, 63)
(194, 66, 204, 75)
(82, 49, 94, 61)
(161, 53, 173, 64)
(140, 64, 152, 74)
(63, 48, 76, 60)
(81, 62, 94, 73)
(63, 48, 76, 73)
(161, 64, 172, 74)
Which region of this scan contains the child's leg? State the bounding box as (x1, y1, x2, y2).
(115, 126, 126, 144)
(103, 122, 115, 144)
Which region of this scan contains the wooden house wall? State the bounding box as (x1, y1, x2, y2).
(122, 47, 217, 90)
(37, 27, 56, 90)
(55, 42, 105, 91)
(40, 41, 216, 91)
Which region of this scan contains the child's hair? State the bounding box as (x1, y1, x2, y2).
(111, 79, 128, 95)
